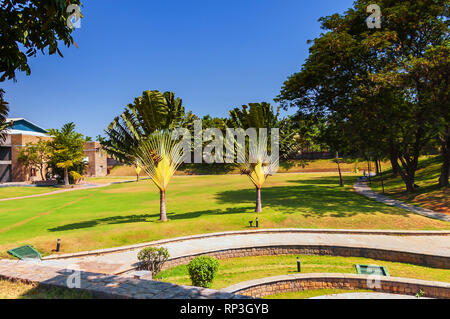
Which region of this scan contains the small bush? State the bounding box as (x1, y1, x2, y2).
(137, 247, 169, 275)
(187, 256, 219, 288)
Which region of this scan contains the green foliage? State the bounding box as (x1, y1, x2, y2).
(226, 102, 300, 159)
(277, 0, 449, 192)
(47, 122, 86, 185)
(0, 0, 82, 82)
(137, 247, 170, 275)
(101, 90, 196, 165)
(0, 89, 11, 142)
(17, 138, 51, 180)
(187, 256, 219, 288)
(69, 171, 84, 184)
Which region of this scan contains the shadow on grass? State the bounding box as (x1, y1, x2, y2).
(48, 176, 413, 233)
(48, 207, 251, 232)
(216, 177, 410, 218)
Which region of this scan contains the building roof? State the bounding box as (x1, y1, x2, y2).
(5, 118, 49, 137)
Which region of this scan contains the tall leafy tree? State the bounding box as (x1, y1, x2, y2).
(277, 0, 449, 192)
(48, 122, 86, 186)
(0, 0, 82, 82)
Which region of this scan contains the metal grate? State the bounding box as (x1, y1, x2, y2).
(355, 264, 390, 276)
(7, 245, 42, 260)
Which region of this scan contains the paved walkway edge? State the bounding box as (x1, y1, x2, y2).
(43, 228, 450, 260)
(354, 181, 450, 222)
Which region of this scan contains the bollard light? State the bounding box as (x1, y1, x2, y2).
(256, 218, 259, 228)
(56, 239, 61, 252)
(297, 257, 301, 272)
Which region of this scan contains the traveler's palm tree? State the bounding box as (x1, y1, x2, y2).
(101, 90, 195, 165)
(227, 102, 299, 159)
(237, 136, 279, 213)
(0, 89, 11, 142)
(135, 131, 184, 222)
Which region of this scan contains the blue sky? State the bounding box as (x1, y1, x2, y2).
(3, 0, 354, 138)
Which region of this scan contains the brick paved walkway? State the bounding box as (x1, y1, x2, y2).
(1, 229, 449, 299)
(0, 259, 247, 299)
(354, 181, 450, 222)
(38, 229, 450, 275)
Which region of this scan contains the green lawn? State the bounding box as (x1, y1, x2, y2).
(0, 187, 57, 199)
(371, 156, 449, 214)
(0, 279, 93, 299)
(155, 255, 450, 290)
(0, 173, 448, 257)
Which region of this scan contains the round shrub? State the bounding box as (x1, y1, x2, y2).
(187, 256, 220, 288)
(137, 247, 169, 275)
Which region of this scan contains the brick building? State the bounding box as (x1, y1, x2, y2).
(83, 141, 107, 177)
(0, 118, 107, 183)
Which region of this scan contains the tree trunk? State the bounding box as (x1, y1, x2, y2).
(336, 152, 344, 187)
(136, 174, 140, 183)
(438, 128, 449, 187)
(40, 164, 45, 181)
(160, 190, 167, 222)
(397, 156, 418, 193)
(375, 160, 380, 176)
(389, 150, 400, 176)
(63, 168, 69, 186)
(255, 187, 262, 213)
(379, 159, 385, 194)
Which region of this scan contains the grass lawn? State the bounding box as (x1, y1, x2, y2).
(155, 255, 450, 290)
(371, 156, 449, 214)
(0, 173, 448, 257)
(0, 187, 57, 200)
(109, 158, 386, 177)
(0, 279, 93, 299)
(265, 289, 373, 299)
(84, 176, 143, 184)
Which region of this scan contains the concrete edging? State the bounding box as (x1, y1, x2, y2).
(222, 273, 450, 299)
(43, 228, 450, 261)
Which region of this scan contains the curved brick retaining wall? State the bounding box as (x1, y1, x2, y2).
(222, 274, 450, 299)
(163, 245, 449, 270)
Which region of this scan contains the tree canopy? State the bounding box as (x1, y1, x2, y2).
(47, 122, 86, 185)
(277, 0, 449, 191)
(0, 0, 82, 82)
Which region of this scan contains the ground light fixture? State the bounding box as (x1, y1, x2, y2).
(297, 257, 301, 272)
(256, 217, 259, 228)
(56, 239, 61, 252)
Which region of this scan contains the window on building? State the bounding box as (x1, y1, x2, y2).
(30, 168, 37, 177)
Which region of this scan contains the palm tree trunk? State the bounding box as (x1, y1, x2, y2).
(160, 189, 167, 221)
(255, 187, 262, 213)
(64, 168, 69, 186)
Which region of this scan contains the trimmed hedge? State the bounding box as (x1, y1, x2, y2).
(187, 256, 219, 288)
